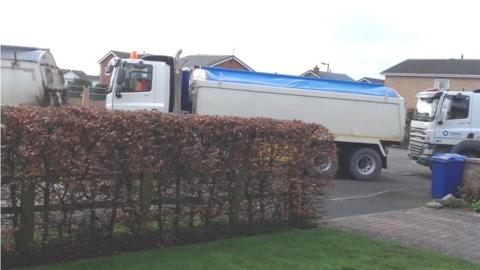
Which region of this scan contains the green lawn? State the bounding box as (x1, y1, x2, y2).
(20, 228, 479, 270)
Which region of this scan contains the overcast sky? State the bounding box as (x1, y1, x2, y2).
(2, 0, 479, 80)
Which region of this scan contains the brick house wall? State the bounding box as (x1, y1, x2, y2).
(385, 76, 480, 109)
(213, 59, 249, 70)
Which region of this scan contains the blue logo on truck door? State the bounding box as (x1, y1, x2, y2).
(443, 131, 449, 136)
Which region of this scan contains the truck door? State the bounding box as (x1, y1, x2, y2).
(434, 94, 472, 144)
(112, 62, 156, 110)
(472, 93, 480, 140)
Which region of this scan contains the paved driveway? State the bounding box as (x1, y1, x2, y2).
(330, 207, 480, 262)
(326, 147, 432, 219)
(325, 147, 480, 263)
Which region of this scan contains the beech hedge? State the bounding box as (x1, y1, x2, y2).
(1, 106, 336, 268)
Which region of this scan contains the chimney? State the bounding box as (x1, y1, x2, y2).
(313, 65, 320, 75)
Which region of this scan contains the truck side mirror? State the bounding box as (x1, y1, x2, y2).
(117, 69, 126, 85)
(438, 110, 447, 125)
(438, 98, 451, 124)
(107, 58, 122, 75)
(115, 69, 126, 98)
(115, 89, 122, 98)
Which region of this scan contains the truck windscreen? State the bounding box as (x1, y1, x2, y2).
(413, 95, 440, 122)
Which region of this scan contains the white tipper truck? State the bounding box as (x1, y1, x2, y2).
(106, 54, 406, 180)
(409, 89, 480, 165)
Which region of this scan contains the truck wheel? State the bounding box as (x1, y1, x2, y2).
(348, 148, 382, 180)
(317, 157, 338, 178)
(309, 156, 338, 178)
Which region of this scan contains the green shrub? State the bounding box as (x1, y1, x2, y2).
(1, 106, 336, 268)
(472, 200, 480, 213)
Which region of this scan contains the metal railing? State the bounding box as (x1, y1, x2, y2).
(64, 84, 108, 107)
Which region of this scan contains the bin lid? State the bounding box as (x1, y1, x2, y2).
(430, 153, 465, 163)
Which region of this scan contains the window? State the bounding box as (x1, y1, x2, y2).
(446, 95, 469, 120)
(434, 79, 450, 90)
(120, 64, 153, 92)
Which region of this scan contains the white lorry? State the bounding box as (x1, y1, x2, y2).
(106, 54, 405, 180)
(409, 89, 480, 164)
(1, 45, 65, 106)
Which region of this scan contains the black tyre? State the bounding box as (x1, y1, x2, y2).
(318, 156, 338, 178)
(348, 148, 382, 180)
(451, 140, 480, 158)
(308, 156, 338, 178)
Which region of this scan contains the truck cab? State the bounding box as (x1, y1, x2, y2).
(106, 55, 175, 112)
(409, 89, 480, 164)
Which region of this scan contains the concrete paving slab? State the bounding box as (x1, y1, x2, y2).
(329, 207, 480, 262)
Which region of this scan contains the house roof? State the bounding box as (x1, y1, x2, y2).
(300, 69, 355, 82)
(62, 69, 87, 77)
(98, 51, 254, 71)
(110, 50, 131, 59)
(85, 75, 100, 81)
(72, 70, 87, 77)
(62, 69, 99, 81)
(97, 50, 146, 64)
(179, 55, 231, 67)
(179, 55, 254, 71)
(381, 59, 480, 77)
(358, 77, 385, 84)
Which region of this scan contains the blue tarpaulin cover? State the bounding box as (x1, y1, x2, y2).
(202, 67, 399, 98)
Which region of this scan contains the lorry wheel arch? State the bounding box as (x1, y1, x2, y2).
(451, 140, 480, 158)
(347, 147, 382, 180)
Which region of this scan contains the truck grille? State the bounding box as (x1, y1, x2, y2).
(409, 127, 427, 157)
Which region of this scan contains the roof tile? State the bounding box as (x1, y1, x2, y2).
(382, 59, 480, 75)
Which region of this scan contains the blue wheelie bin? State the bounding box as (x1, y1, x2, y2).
(430, 153, 465, 199)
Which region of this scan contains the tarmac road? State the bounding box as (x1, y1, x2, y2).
(326, 147, 432, 219)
